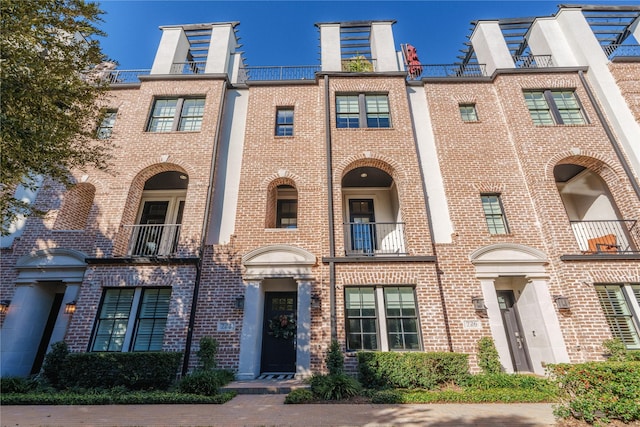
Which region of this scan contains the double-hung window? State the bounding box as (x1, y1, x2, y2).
(336, 94, 390, 128)
(147, 97, 205, 132)
(345, 286, 420, 351)
(595, 284, 640, 350)
(96, 110, 117, 139)
(523, 90, 587, 125)
(91, 288, 171, 352)
(275, 108, 294, 136)
(481, 194, 509, 235)
(459, 104, 478, 122)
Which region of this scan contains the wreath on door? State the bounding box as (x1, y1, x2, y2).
(268, 314, 296, 340)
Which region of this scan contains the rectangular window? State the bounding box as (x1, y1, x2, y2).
(595, 284, 640, 350)
(92, 288, 171, 352)
(523, 90, 586, 125)
(336, 94, 390, 128)
(277, 199, 298, 228)
(147, 97, 205, 132)
(345, 286, 421, 351)
(459, 104, 478, 122)
(96, 110, 117, 139)
(275, 108, 294, 136)
(481, 194, 509, 235)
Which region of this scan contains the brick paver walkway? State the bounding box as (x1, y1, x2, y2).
(1, 395, 557, 426)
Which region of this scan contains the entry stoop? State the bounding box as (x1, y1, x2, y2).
(221, 374, 310, 395)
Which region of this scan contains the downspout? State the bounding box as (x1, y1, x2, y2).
(578, 70, 640, 200)
(324, 74, 337, 340)
(182, 80, 228, 375)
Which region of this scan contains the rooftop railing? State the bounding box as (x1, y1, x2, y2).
(513, 55, 554, 68)
(238, 65, 321, 82)
(407, 64, 487, 79)
(106, 69, 151, 84)
(170, 61, 207, 74)
(603, 44, 640, 60)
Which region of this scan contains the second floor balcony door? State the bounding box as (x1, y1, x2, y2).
(132, 193, 185, 256)
(350, 199, 376, 254)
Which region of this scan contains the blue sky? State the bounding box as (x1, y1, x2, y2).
(96, 0, 638, 69)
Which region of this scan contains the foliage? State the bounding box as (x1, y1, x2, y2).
(41, 341, 70, 389)
(477, 337, 502, 374)
(309, 373, 361, 401)
(284, 388, 315, 404)
(371, 389, 404, 404)
(548, 361, 640, 424)
(197, 336, 219, 371)
(268, 314, 296, 339)
(461, 373, 558, 394)
(0, 376, 39, 394)
(177, 370, 235, 396)
(326, 340, 344, 375)
(397, 388, 557, 404)
(603, 338, 628, 361)
(0, 390, 236, 405)
(1, 0, 113, 234)
(358, 351, 469, 390)
(343, 55, 374, 72)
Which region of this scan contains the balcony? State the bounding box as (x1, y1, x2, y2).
(343, 222, 407, 256)
(512, 55, 553, 68)
(570, 220, 639, 254)
(603, 44, 640, 60)
(123, 224, 182, 257)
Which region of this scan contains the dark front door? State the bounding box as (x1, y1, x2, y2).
(31, 292, 64, 374)
(261, 292, 297, 373)
(497, 290, 532, 372)
(349, 199, 376, 254)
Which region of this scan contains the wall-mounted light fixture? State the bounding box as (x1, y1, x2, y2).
(472, 296, 488, 317)
(554, 295, 570, 312)
(64, 301, 77, 315)
(311, 295, 321, 309)
(235, 295, 245, 310)
(0, 300, 11, 314)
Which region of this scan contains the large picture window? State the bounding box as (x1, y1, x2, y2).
(345, 286, 420, 351)
(91, 288, 171, 352)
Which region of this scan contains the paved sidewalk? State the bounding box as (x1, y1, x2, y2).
(1, 394, 557, 426)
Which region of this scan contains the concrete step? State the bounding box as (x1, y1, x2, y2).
(221, 375, 310, 395)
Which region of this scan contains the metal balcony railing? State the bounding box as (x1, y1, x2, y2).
(513, 55, 553, 68)
(170, 61, 207, 74)
(343, 222, 407, 256)
(238, 65, 321, 82)
(407, 64, 487, 80)
(105, 69, 151, 84)
(603, 44, 640, 60)
(570, 220, 639, 254)
(123, 224, 182, 256)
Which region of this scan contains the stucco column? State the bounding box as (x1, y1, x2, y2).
(470, 21, 514, 75)
(237, 279, 263, 380)
(205, 23, 237, 75)
(370, 21, 398, 72)
(150, 27, 190, 74)
(295, 279, 312, 378)
(318, 23, 342, 71)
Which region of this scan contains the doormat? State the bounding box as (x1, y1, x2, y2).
(257, 373, 295, 380)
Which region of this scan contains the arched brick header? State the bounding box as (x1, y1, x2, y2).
(337, 153, 403, 183)
(265, 177, 298, 229)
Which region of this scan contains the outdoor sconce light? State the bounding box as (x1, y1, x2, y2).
(554, 295, 571, 312)
(311, 295, 321, 309)
(235, 295, 245, 310)
(472, 296, 488, 317)
(0, 300, 11, 314)
(64, 301, 77, 315)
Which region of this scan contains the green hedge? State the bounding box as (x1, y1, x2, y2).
(43, 349, 182, 391)
(357, 351, 469, 390)
(0, 390, 235, 405)
(548, 361, 640, 424)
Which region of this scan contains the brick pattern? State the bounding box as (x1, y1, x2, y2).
(609, 62, 640, 123)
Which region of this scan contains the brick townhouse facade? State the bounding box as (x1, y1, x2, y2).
(2, 4, 640, 379)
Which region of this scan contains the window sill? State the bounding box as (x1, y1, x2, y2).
(145, 130, 202, 134)
(265, 228, 298, 232)
(335, 127, 394, 131)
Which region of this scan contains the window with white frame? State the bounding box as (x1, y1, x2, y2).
(91, 288, 171, 352)
(523, 90, 587, 125)
(595, 283, 640, 350)
(481, 194, 509, 235)
(96, 110, 117, 139)
(345, 286, 420, 351)
(336, 94, 390, 128)
(147, 97, 205, 132)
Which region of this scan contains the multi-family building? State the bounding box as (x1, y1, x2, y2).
(2, 4, 639, 379)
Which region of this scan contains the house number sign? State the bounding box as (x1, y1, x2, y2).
(217, 321, 236, 332)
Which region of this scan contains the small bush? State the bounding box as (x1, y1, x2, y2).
(0, 377, 38, 394)
(549, 361, 640, 424)
(477, 337, 502, 374)
(326, 340, 344, 375)
(197, 336, 219, 371)
(41, 341, 70, 389)
(603, 338, 627, 361)
(177, 370, 234, 396)
(371, 389, 404, 404)
(358, 351, 469, 390)
(310, 373, 361, 400)
(284, 388, 315, 404)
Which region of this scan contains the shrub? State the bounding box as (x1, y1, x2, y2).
(477, 337, 502, 374)
(548, 361, 640, 423)
(326, 340, 344, 375)
(463, 373, 557, 394)
(371, 389, 404, 404)
(197, 336, 219, 371)
(41, 341, 70, 389)
(177, 370, 234, 396)
(358, 351, 469, 390)
(0, 377, 38, 394)
(284, 388, 315, 404)
(602, 338, 627, 361)
(310, 373, 361, 400)
(1, 390, 236, 405)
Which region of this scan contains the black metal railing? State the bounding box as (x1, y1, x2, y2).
(171, 61, 207, 74)
(106, 69, 151, 84)
(343, 222, 407, 256)
(238, 65, 321, 82)
(513, 55, 554, 68)
(570, 219, 639, 254)
(407, 64, 487, 79)
(603, 44, 640, 60)
(124, 224, 182, 256)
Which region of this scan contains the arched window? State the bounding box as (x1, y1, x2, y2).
(54, 183, 96, 230)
